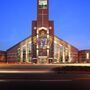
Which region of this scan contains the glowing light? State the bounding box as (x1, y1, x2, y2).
(0, 70, 54, 74)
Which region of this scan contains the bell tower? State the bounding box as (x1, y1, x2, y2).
(37, 0, 48, 27)
(32, 0, 54, 64)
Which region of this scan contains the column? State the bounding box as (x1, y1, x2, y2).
(26, 44, 28, 63)
(68, 45, 71, 62)
(47, 49, 49, 64)
(57, 45, 60, 63)
(37, 50, 39, 64)
(63, 47, 65, 63)
(20, 47, 23, 63)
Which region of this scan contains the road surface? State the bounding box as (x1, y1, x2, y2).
(0, 64, 90, 89)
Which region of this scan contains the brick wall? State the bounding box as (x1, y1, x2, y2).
(79, 50, 90, 63)
(7, 44, 20, 62)
(70, 47, 79, 63)
(0, 51, 6, 62)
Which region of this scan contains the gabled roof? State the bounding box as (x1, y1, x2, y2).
(7, 34, 79, 51)
(7, 36, 31, 51)
(0, 50, 6, 53)
(55, 35, 79, 51)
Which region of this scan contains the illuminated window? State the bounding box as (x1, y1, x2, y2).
(17, 48, 21, 62)
(54, 43, 58, 58)
(86, 53, 89, 59)
(39, 0, 47, 9)
(38, 30, 47, 56)
(60, 46, 63, 62)
(27, 43, 32, 62)
(23, 46, 26, 62)
(60, 46, 63, 52)
(65, 48, 69, 62)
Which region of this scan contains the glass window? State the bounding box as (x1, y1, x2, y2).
(60, 46, 63, 63)
(38, 30, 47, 56)
(23, 47, 26, 62)
(27, 43, 32, 62)
(17, 48, 21, 62)
(86, 53, 89, 59)
(65, 48, 69, 62)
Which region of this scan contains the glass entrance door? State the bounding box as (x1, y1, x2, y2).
(38, 57, 47, 64)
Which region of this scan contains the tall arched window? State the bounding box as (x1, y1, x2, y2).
(60, 46, 63, 63)
(38, 30, 47, 56)
(27, 43, 32, 62)
(65, 48, 69, 62)
(22, 46, 26, 62)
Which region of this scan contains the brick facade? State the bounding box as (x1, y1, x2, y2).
(0, 50, 6, 62)
(7, 44, 20, 62)
(79, 50, 90, 63)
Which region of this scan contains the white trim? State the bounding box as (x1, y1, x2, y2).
(20, 47, 23, 62)
(68, 45, 71, 62)
(33, 58, 37, 59)
(37, 27, 48, 31)
(63, 47, 65, 63)
(37, 50, 39, 56)
(38, 56, 47, 58)
(37, 27, 49, 34)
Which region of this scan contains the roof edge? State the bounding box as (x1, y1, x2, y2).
(7, 35, 31, 51)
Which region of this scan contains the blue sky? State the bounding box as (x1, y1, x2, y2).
(0, 0, 90, 50)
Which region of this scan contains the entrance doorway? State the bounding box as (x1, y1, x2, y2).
(38, 57, 48, 64)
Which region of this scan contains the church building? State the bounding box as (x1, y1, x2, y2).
(0, 0, 90, 64)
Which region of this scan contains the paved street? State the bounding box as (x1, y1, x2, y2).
(0, 64, 90, 89)
(0, 72, 90, 90)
